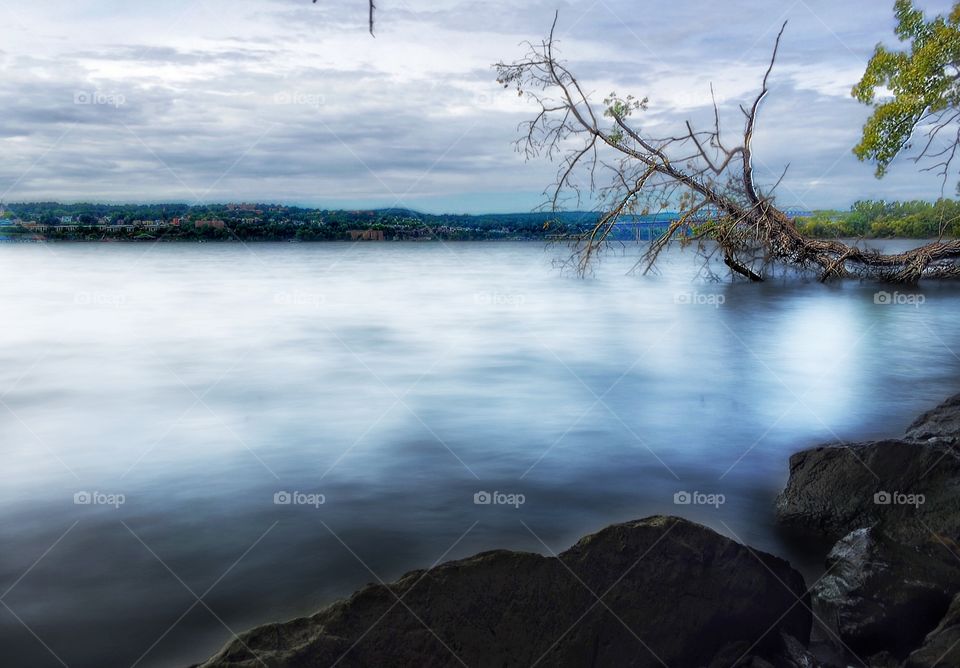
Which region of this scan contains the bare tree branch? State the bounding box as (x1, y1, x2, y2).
(496, 16, 960, 283)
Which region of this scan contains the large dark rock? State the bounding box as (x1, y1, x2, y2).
(774, 439, 960, 544)
(775, 393, 960, 544)
(904, 592, 960, 667)
(906, 393, 960, 444)
(196, 516, 811, 668)
(707, 632, 823, 668)
(775, 393, 960, 665)
(812, 527, 960, 660)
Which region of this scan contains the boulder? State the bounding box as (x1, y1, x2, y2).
(196, 516, 811, 668)
(774, 439, 960, 544)
(708, 632, 823, 667)
(906, 393, 960, 444)
(812, 527, 960, 660)
(775, 393, 960, 665)
(904, 592, 960, 667)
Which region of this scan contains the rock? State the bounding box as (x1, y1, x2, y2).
(906, 393, 960, 444)
(904, 592, 960, 667)
(707, 641, 777, 668)
(776, 393, 960, 544)
(812, 527, 960, 661)
(196, 516, 811, 668)
(775, 394, 960, 665)
(708, 632, 823, 668)
(774, 439, 960, 544)
(777, 632, 822, 668)
(865, 650, 901, 668)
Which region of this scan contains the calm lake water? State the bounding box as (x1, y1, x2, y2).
(1, 241, 959, 667)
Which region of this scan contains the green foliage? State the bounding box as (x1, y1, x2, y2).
(797, 199, 960, 238)
(853, 1, 960, 176)
(796, 212, 845, 239)
(603, 92, 648, 144)
(602, 92, 647, 120)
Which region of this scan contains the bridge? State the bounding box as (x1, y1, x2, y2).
(600, 208, 814, 241)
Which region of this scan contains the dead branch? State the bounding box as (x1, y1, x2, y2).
(495, 15, 960, 283)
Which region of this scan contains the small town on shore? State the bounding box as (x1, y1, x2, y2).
(0, 199, 956, 242)
(0, 201, 598, 241)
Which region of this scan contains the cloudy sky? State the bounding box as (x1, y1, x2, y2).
(0, 0, 954, 213)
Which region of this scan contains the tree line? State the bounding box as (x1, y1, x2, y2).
(798, 200, 960, 239)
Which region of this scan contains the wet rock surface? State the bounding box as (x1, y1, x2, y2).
(904, 592, 960, 668)
(906, 393, 960, 444)
(775, 438, 960, 543)
(196, 516, 810, 668)
(812, 527, 960, 660)
(776, 393, 960, 667)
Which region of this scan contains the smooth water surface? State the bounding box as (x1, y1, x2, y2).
(1, 241, 958, 667)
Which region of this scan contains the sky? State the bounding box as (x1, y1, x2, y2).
(0, 0, 956, 214)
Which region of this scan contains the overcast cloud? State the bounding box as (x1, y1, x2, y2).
(0, 0, 955, 213)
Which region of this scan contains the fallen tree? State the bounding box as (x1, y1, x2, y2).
(495, 15, 960, 283)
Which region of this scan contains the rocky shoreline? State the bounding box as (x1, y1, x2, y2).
(774, 393, 960, 667)
(197, 394, 960, 667)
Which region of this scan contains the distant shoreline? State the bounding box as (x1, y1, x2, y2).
(1, 199, 956, 242)
(0, 234, 554, 243)
(1, 233, 954, 244)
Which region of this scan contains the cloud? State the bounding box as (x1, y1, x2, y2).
(0, 0, 954, 212)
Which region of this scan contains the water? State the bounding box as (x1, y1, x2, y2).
(1, 241, 958, 667)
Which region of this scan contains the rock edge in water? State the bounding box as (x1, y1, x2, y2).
(197, 393, 960, 668)
(196, 516, 811, 668)
(776, 392, 960, 666)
